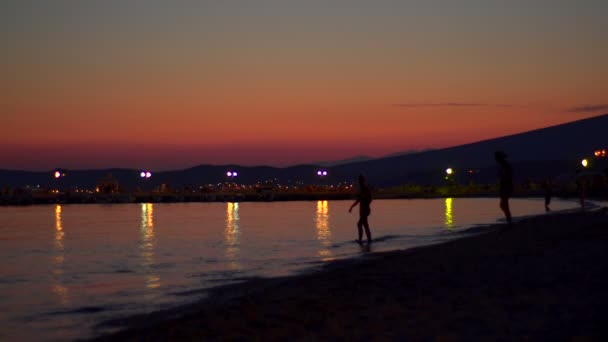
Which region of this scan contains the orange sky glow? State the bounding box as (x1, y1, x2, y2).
(1, 1, 606, 170)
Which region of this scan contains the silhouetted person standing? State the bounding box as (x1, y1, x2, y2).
(575, 170, 586, 210)
(495, 151, 513, 227)
(349, 175, 372, 244)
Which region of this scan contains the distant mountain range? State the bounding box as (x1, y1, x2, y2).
(314, 149, 436, 167)
(330, 113, 608, 186)
(2, 114, 607, 189)
(314, 155, 374, 167)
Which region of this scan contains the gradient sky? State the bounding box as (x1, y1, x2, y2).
(2, 0, 607, 171)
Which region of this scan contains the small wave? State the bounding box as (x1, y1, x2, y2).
(46, 306, 109, 316)
(170, 276, 263, 297)
(454, 224, 493, 234)
(186, 269, 246, 279)
(114, 269, 134, 274)
(0, 277, 28, 285)
(371, 234, 405, 243)
(330, 234, 411, 248)
(150, 262, 173, 270)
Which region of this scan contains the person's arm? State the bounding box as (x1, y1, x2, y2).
(349, 199, 360, 213)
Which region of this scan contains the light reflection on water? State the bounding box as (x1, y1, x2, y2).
(0, 198, 583, 341)
(315, 200, 334, 261)
(445, 198, 454, 229)
(140, 203, 160, 290)
(53, 204, 70, 305)
(225, 202, 240, 270)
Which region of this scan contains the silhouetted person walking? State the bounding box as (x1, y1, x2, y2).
(349, 174, 372, 244)
(495, 151, 513, 228)
(541, 178, 552, 212)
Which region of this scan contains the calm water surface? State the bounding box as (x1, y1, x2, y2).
(0, 198, 580, 341)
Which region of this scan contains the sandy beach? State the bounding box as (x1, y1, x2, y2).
(91, 207, 608, 341)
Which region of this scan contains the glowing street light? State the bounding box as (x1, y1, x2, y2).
(53, 170, 66, 179)
(226, 171, 238, 178)
(581, 159, 589, 168)
(445, 167, 455, 184)
(317, 170, 328, 176)
(140, 171, 152, 178)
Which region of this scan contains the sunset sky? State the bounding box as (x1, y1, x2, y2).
(2, 1, 607, 171)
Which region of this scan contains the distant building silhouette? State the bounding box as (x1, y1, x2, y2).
(97, 173, 120, 194)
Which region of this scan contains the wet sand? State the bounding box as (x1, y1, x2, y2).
(91, 207, 608, 341)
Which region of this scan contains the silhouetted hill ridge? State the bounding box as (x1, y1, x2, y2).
(1, 114, 606, 188)
(328, 113, 607, 184)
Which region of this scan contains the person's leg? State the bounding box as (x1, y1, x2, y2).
(357, 218, 363, 243)
(363, 217, 372, 243)
(500, 197, 512, 226)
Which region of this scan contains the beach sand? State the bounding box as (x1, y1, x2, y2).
(91, 207, 608, 341)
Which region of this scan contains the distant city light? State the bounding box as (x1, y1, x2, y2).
(581, 159, 588, 167)
(144, 172, 152, 178)
(54, 171, 61, 178)
(446, 168, 453, 175)
(317, 170, 328, 176)
(140, 172, 146, 178)
(227, 171, 237, 177)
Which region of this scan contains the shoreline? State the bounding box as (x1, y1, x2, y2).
(1, 191, 598, 206)
(89, 206, 608, 340)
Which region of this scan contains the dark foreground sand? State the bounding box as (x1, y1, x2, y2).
(92, 208, 608, 341)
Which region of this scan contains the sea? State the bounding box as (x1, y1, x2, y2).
(0, 198, 583, 341)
